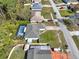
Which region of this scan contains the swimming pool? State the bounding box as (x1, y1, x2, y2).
(17, 25, 26, 37)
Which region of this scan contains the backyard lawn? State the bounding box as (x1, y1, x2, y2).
(41, 7, 54, 19)
(10, 46, 25, 59)
(0, 20, 29, 59)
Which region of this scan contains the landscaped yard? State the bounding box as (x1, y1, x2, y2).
(60, 10, 74, 17)
(10, 46, 25, 59)
(41, 0, 50, 5)
(0, 20, 29, 59)
(72, 36, 79, 49)
(41, 7, 54, 19)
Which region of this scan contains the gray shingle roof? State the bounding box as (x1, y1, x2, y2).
(25, 23, 45, 39)
(27, 45, 52, 59)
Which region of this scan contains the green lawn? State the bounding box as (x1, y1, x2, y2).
(0, 20, 29, 59)
(60, 10, 74, 17)
(41, 7, 54, 19)
(10, 46, 25, 59)
(40, 30, 60, 48)
(72, 36, 79, 49)
(41, 0, 50, 5)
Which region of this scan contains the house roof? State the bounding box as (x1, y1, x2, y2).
(32, 3, 42, 10)
(27, 45, 52, 59)
(68, 0, 78, 2)
(63, 0, 78, 3)
(25, 23, 45, 39)
(70, 13, 79, 19)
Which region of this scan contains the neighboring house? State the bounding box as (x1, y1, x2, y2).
(70, 13, 79, 25)
(26, 45, 52, 59)
(69, 4, 79, 11)
(31, 2, 43, 23)
(32, 3, 42, 11)
(70, 31, 79, 36)
(63, 0, 78, 4)
(24, 23, 45, 43)
(32, 0, 41, 3)
(70, 13, 79, 19)
(24, 44, 71, 59)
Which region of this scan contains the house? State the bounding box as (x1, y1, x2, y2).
(24, 23, 45, 43)
(70, 13, 79, 19)
(32, 2, 42, 11)
(31, 2, 43, 23)
(24, 44, 72, 59)
(26, 45, 52, 59)
(63, 0, 78, 4)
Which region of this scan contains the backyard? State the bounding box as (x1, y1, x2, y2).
(0, 20, 29, 59)
(10, 46, 25, 59)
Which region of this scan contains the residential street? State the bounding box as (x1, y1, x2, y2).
(49, 0, 79, 59)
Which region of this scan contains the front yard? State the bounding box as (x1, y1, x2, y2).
(41, 0, 50, 5)
(41, 7, 54, 19)
(60, 10, 74, 17)
(72, 36, 79, 49)
(63, 19, 79, 31)
(40, 30, 60, 48)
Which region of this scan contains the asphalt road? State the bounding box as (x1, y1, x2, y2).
(49, 0, 79, 59)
